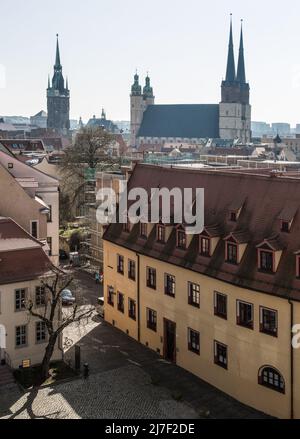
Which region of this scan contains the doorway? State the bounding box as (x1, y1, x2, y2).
(163, 319, 176, 363)
(0, 324, 6, 365)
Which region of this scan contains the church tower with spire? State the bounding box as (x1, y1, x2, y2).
(219, 17, 251, 143)
(143, 75, 155, 107)
(47, 35, 70, 134)
(130, 73, 155, 147)
(130, 72, 144, 147)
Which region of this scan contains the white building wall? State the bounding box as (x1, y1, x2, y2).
(130, 95, 145, 147)
(0, 279, 62, 369)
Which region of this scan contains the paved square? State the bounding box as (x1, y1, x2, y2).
(0, 313, 271, 419)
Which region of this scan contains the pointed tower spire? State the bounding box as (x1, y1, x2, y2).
(55, 34, 61, 67)
(236, 20, 246, 84)
(225, 14, 236, 82)
(66, 76, 69, 90)
(48, 75, 50, 89)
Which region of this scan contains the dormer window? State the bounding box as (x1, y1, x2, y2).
(279, 205, 297, 234)
(228, 200, 244, 223)
(200, 237, 210, 257)
(226, 242, 238, 264)
(230, 211, 237, 222)
(157, 225, 165, 243)
(176, 230, 186, 249)
(259, 250, 274, 273)
(281, 220, 291, 233)
(296, 254, 300, 278)
(224, 231, 250, 265)
(199, 225, 221, 258)
(257, 237, 283, 274)
(140, 223, 148, 238)
(123, 220, 131, 233)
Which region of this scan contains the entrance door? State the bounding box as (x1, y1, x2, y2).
(164, 319, 176, 363)
(0, 325, 6, 364)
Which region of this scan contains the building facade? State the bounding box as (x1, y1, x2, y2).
(30, 111, 48, 129)
(130, 19, 251, 148)
(0, 150, 60, 265)
(47, 35, 70, 135)
(103, 164, 300, 419)
(0, 218, 62, 369)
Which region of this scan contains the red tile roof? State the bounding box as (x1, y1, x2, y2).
(0, 139, 46, 153)
(104, 164, 300, 301)
(0, 218, 53, 285)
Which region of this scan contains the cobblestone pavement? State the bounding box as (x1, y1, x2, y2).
(0, 366, 198, 419)
(0, 309, 271, 419)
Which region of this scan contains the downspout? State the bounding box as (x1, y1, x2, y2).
(137, 253, 141, 343)
(288, 297, 294, 420)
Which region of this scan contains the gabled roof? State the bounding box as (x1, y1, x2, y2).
(200, 224, 222, 238)
(228, 198, 245, 213)
(278, 204, 298, 222)
(137, 104, 220, 139)
(104, 164, 300, 301)
(0, 150, 58, 185)
(32, 111, 47, 118)
(256, 236, 284, 252)
(0, 218, 53, 285)
(87, 117, 118, 133)
(225, 230, 251, 244)
(0, 139, 46, 153)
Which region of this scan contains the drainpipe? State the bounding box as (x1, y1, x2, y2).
(136, 253, 141, 343)
(289, 297, 294, 420)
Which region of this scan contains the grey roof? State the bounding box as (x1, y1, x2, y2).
(87, 117, 119, 133)
(32, 111, 47, 118)
(137, 104, 220, 139)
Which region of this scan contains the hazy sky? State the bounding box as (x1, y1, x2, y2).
(1, 0, 300, 125)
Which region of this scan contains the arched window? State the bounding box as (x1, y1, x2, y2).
(258, 366, 285, 394)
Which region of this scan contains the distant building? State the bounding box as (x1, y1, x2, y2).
(114, 121, 130, 133)
(0, 120, 18, 137)
(272, 123, 291, 136)
(47, 35, 70, 134)
(2, 116, 30, 125)
(70, 119, 78, 130)
(130, 18, 251, 147)
(0, 139, 46, 155)
(87, 109, 119, 133)
(251, 121, 272, 137)
(30, 111, 47, 128)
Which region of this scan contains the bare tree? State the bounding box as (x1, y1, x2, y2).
(26, 268, 94, 380)
(59, 126, 121, 215)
